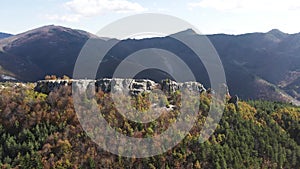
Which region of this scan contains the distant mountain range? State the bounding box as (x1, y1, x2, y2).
(0, 25, 300, 104)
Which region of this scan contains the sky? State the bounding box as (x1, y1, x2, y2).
(2, 0, 300, 35)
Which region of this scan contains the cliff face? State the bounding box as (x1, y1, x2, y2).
(34, 78, 206, 95)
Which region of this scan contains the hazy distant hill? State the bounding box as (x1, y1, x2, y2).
(0, 32, 12, 39)
(0, 25, 299, 103)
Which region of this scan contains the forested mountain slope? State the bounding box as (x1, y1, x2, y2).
(0, 82, 299, 168)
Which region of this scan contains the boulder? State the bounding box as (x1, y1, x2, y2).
(181, 81, 206, 93)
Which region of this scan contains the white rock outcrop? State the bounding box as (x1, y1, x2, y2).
(35, 78, 206, 95)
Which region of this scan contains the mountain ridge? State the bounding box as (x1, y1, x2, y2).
(0, 25, 299, 104)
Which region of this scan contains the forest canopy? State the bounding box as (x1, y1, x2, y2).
(0, 82, 299, 169)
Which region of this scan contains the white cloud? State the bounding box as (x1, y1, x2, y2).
(65, 0, 146, 16)
(188, 0, 300, 11)
(46, 0, 146, 22)
(189, 0, 240, 11)
(45, 14, 82, 22)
